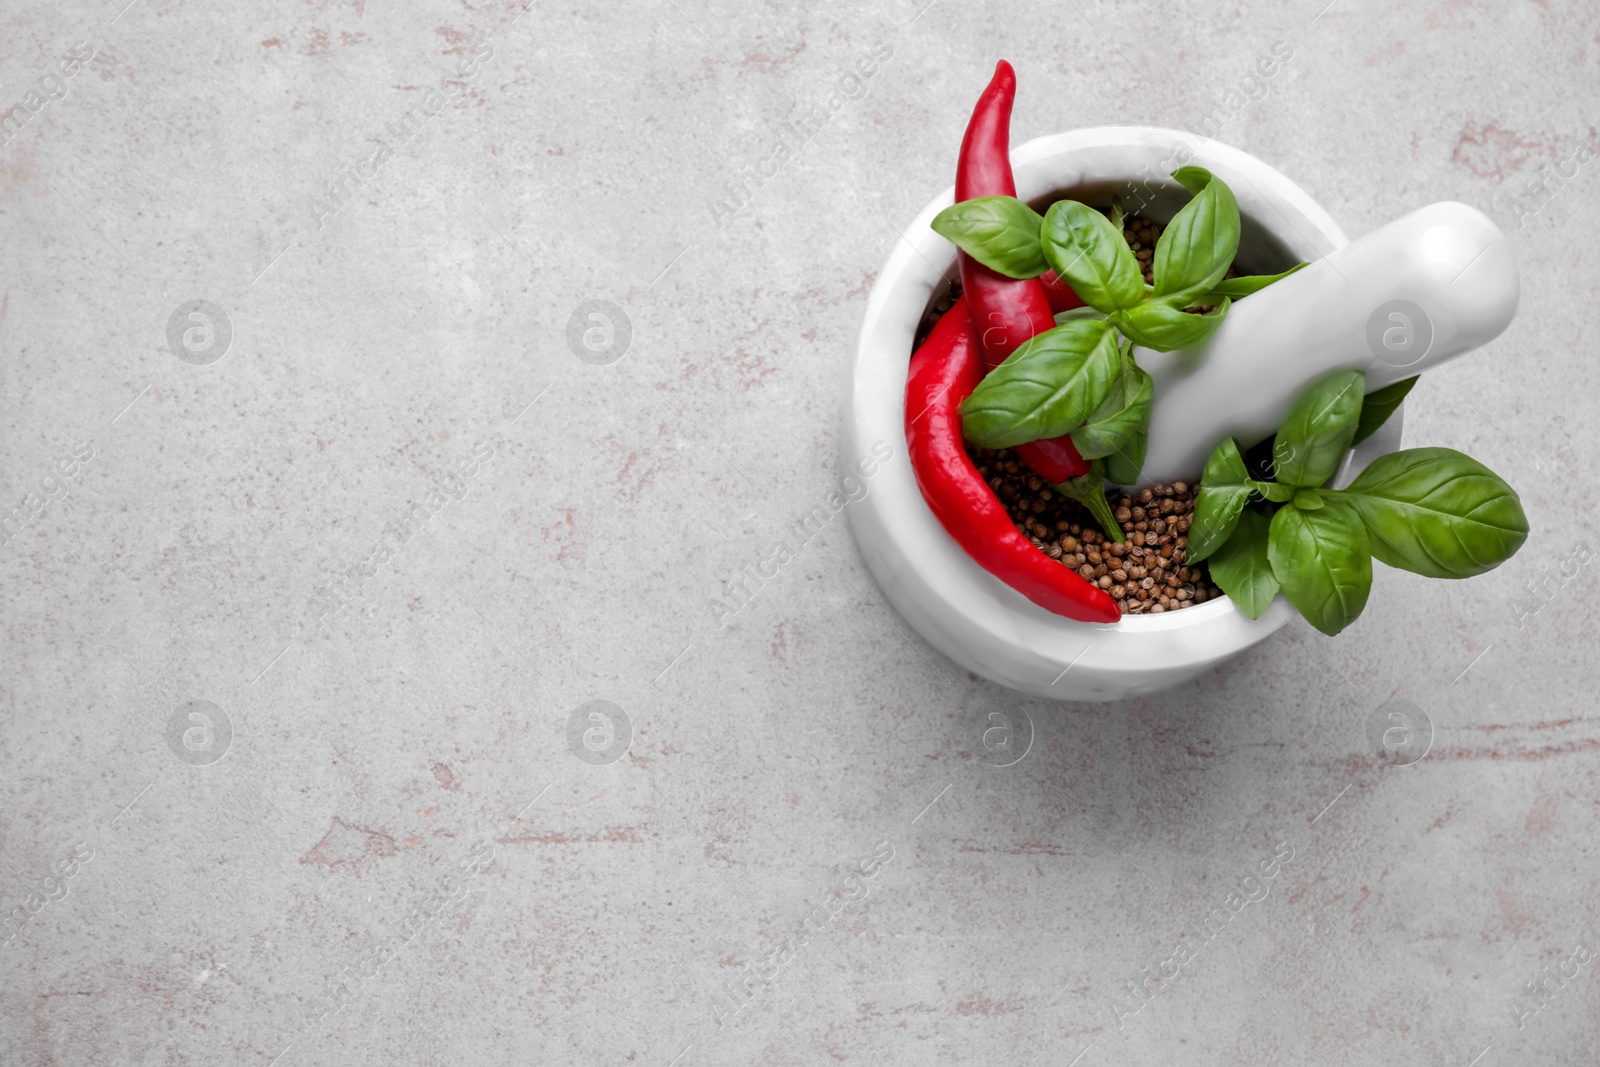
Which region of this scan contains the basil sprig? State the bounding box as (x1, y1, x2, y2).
(1194, 370, 1528, 635)
(938, 168, 1306, 541)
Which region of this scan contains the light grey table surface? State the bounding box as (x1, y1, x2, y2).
(2, 0, 1597, 1064)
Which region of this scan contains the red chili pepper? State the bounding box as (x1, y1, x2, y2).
(956, 61, 1088, 486)
(906, 298, 1120, 623)
(1039, 270, 1086, 314)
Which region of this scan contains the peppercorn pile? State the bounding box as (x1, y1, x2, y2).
(968, 449, 1221, 613)
(1124, 212, 1163, 285)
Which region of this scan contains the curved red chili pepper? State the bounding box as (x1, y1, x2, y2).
(956, 61, 1089, 485)
(906, 298, 1120, 624)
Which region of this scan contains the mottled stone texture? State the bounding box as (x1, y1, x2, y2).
(1, 0, 1597, 1064)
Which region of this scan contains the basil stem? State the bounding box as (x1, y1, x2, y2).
(1052, 461, 1126, 545)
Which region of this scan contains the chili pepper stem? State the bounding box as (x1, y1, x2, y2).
(1051, 465, 1127, 544)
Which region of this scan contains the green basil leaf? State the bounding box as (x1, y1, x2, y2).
(1110, 297, 1229, 352)
(931, 196, 1048, 278)
(1071, 360, 1153, 461)
(1202, 435, 1251, 486)
(1153, 167, 1241, 305)
(1104, 429, 1147, 486)
(1187, 437, 1252, 564)
(1351, 376, 1418, 446)
(1040, 200, 1145, 313)
(1250, 479, 1296, 503)
(1338, 447, 1529, 578)
(1207, 506, 1279, 619)
(1273, 369, 1366, 488)
(1293, 488, 1324, 510)
(960, 319, 1121, 449)
(1170, 168, 1211, 196)
(1196, 262, 1307, 302)
(1268, 500, 1373, 636)
(1053, 307, 1109, 326)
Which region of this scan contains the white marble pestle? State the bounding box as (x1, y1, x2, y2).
(1134, 201, 1520, 485)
